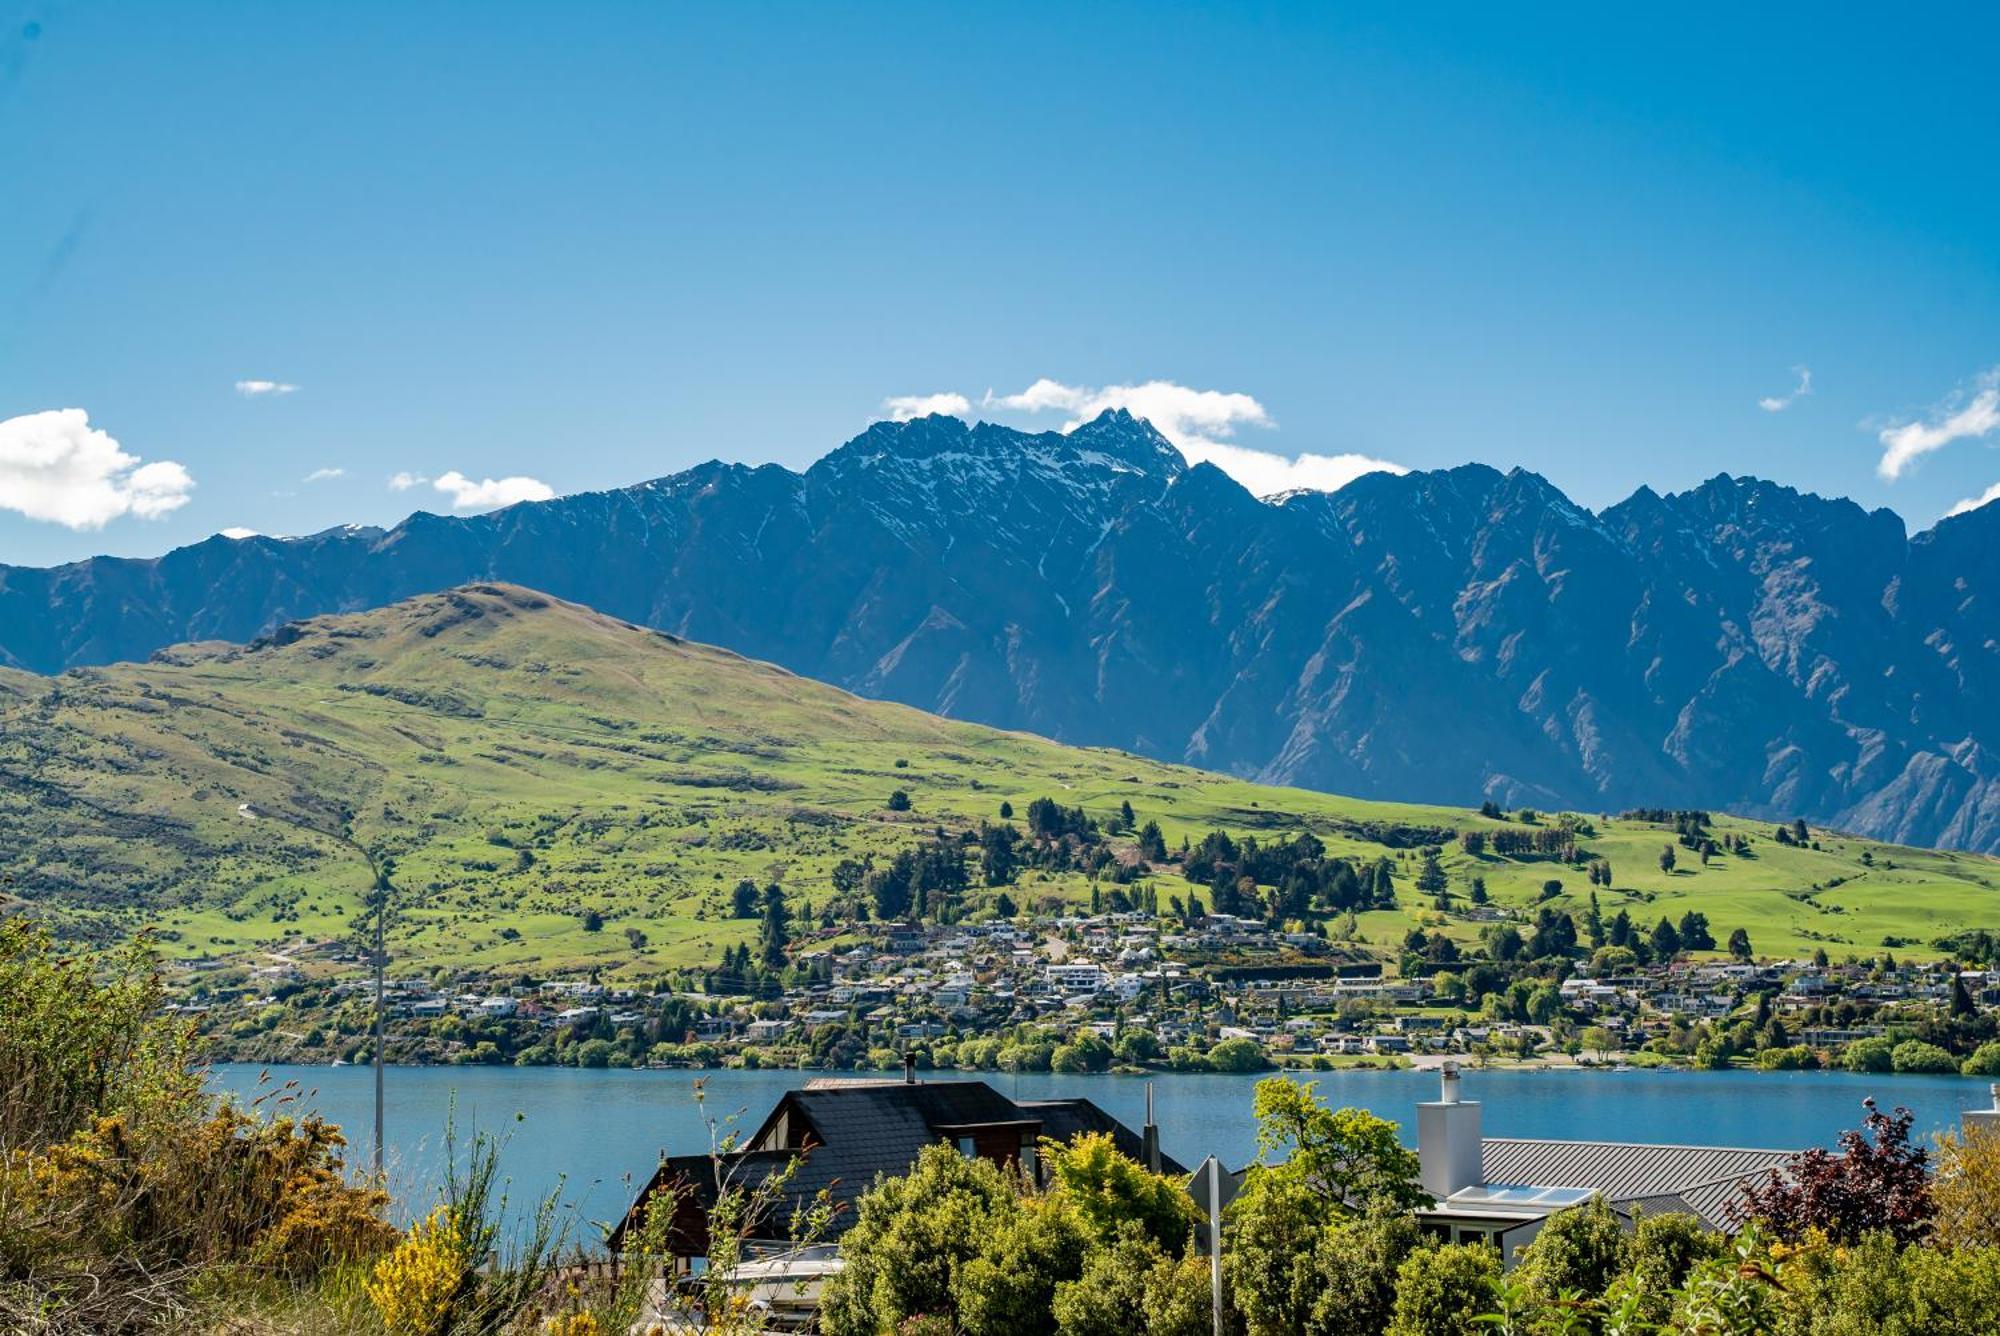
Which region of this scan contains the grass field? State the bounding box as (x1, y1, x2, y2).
(2, 583, 1995, 974)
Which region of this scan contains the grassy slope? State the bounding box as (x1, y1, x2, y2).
(1, 583, 1995, 974)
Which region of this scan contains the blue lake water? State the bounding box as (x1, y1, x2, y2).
(213, 1063, 1994, 1245)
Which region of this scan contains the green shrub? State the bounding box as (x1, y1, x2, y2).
(1386, 1243, 1500, 1336)
(1962, 1041, 2000, 1077)
(1892, 1039, 1958, 1074)
(1516, 1198, 1628, 1301)
(1842, 1036, 1895, 1072)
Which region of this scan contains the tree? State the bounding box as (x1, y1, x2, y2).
(1650, 917, 1681, 959)
(981, 823, 1022, 887)
(1468, 877, 1489, 906)
(1516, 1198, 1628, 1304)
(1617, 1212, 1724, 1327)
(1964, 1041, 2000, 1076)
(1385, 1243, 1499, 1336)
(1525, 983, 1564, 1025)
(729, 879, 758, 918)
(886, 789, 912, 812)
(1581, 1026, 1616, 1061)
(1137, 820, 1168, 862)
(1843, 1036, 1895, 1073)
(1248, 1078, 1429, 1212)
(993, 891, 1019, 920)
(999, 800, 1014, 820)
(819, 1143, 1015, 1334)
(581, 908, 605, 933)
(1119, 799, 1137, 832)
(1658, 844, 1677, 874)
(1735, 1099, 1932, 1244)
(1052, 1034, 1114, 1074)
(1207, 1037, 1270, 1072)
(758, 882, 790, 968)
(1227, 1191, 1418, 1336)
(1052, 1229, 1208, 1336)
(1416, 849, 1448, 901)
(953, 1193, 1092, 1336)
(1953, 971, 1978, 1017)
(1677, 910, 1715, 952)
(1892, 1039, 1958, 1074)
(1728, 927, 1753, 960)
(1046, 1133, 1198, 1253)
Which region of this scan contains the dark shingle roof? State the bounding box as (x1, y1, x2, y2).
(617, 1079, 1170, 1250)
(1022, 1097, 1187, 1176)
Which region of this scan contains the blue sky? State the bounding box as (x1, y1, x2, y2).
(3, 3, 1997, 565)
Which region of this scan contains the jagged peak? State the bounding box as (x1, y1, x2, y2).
(811, 407, 1186, 483)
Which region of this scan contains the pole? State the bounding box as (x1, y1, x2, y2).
(372, 867, 387, 1179)
(1208, 1156, 1222, 1336)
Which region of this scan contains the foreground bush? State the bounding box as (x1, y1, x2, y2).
(0, 922, 395, 1331)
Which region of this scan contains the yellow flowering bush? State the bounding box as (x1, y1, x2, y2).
(367, 1204, 474, 1336)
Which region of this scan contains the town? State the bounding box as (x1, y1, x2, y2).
(179, 879, 2000, 1081)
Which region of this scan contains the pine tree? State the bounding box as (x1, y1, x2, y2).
(759, 883, 790, 968)
(1585, 891, 1605, 949)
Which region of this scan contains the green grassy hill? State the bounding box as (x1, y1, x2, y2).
(2, 582, 1995, 973)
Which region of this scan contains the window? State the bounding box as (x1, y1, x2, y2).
(956, 1136, 976, 1158)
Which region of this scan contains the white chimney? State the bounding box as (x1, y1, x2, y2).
(1965, 1083, 2000, 1136)
(1418, 1062, 1482, 1199)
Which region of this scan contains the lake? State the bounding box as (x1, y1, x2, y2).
(213, 1063, 1996, 1245)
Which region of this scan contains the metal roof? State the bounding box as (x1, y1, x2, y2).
(1475, 1137, 1795, 1231)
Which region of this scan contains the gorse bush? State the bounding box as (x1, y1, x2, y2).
(367, 1203, 473, 1336)
(0, 921, 395, 1332)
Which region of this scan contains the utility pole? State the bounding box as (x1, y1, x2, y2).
(371, 859, 392, 1180)
(1208, 1155, 1222, 1336)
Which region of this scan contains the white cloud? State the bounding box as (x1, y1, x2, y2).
(1758, 365, 1812, 412)
(1877, 368, 2000, 480)
(0, 408, 196, 529)
(883, 392, 973, 422)
(303, 466, 345, 483)
(388, 471, 427, 491)
(431, 470, 555, 512)
(1946, 481, 2000, 519)
(235, 379, 298, 396)
(981, 377, 1406, 496)
(219, 526, 260, 539)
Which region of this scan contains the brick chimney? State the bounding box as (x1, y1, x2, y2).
(1417, 1063, 1482, 1199)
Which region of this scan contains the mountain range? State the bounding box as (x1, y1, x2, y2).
(3, 410, 1995, 852)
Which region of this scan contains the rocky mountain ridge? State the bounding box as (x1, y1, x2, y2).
(2, 410, 1995, 851)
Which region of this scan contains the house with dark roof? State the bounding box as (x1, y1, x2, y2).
(610, 1063, 1181, 1267)
(1414, 1064, 1798, 1262)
